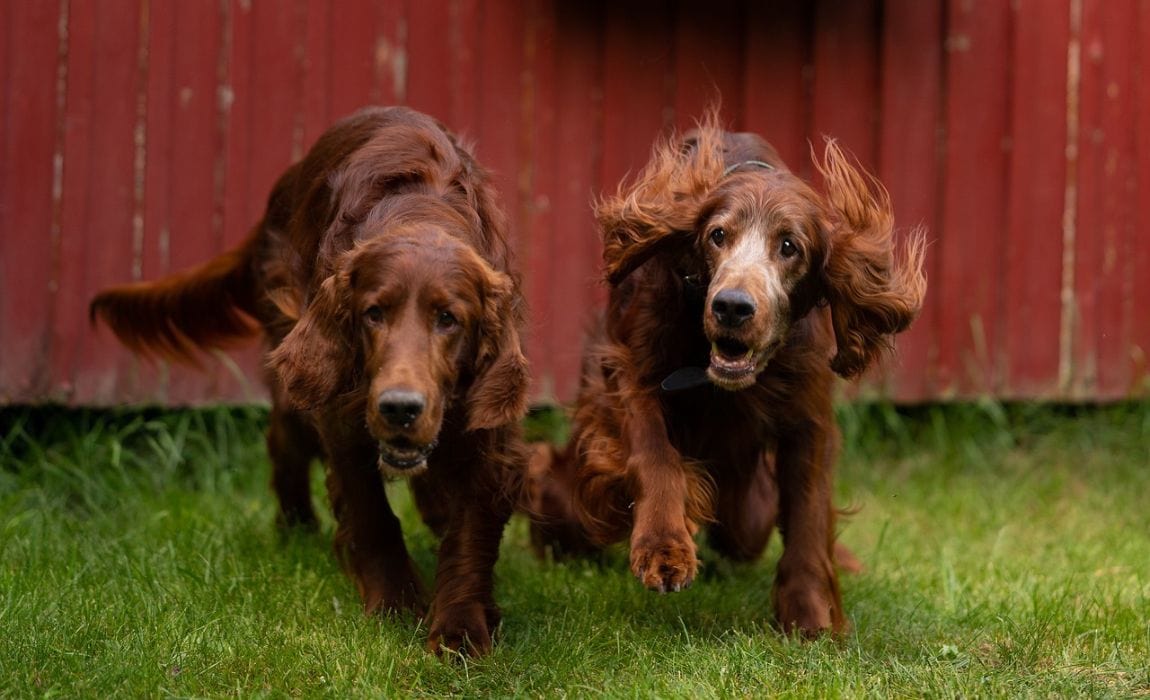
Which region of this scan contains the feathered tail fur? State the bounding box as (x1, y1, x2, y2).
(89, 228, 263, 365)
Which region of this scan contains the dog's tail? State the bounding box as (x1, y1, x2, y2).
(89, 226, 264, 365)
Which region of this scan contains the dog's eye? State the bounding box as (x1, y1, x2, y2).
(709, 228, 726, 247)
(780, 237, 799, 259)
(435, 310, 459, 332)
(363, 305, 384, 324)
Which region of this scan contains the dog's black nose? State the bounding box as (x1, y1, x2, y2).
(711, 289, 756, 328)
(378, 390, 426, 428)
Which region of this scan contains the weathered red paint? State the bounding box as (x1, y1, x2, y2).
(1004, 0, 1070, 399)
(741, 1, 808, 175)
(2, 0, 1147, 405)
(935, 0, 1013, 398)
(877, 0, 943, 401)
(1075, 0, 1140, 399)
(0, 0, 61, 400)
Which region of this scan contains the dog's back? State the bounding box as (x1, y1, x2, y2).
(91, 106, 513, 360)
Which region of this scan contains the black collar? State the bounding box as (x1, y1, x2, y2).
(661, 366, 711, 392)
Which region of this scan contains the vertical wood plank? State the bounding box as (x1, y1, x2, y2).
(300, 0, 332, 146)
(448, 0, 482, 132)
(327, 0, 376, 117)
(1002, 0, 1070, 399)
(213, 0, 265, 405)
(406, 0, 453, 121)
(544, 0, 605, 401)
(1132, 0, 1150, 397)
(474, 0, 526, 247)
(934, 0, 1012, 397)
(56, 0, 144, 404)
(247, 0, 301, 200)
(600, 0, 676, 201)
(0, 0, 63, 400)
(520, 0, 557, 398)
(220, 0, 256, 249)
(133, 0, 176, 402)
(168, 1, 229, 403)
(809, 0, 881, 398)
(741, 1, 809, 170)
(810, 0, 880, 171)
(371, 0, 407, 105)
(672, 0, 745, 130)
(1073, 0, 1139, 398)
(877, 0, 943, 401)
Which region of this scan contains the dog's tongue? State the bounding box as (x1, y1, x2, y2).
(660, 366, 712, 392)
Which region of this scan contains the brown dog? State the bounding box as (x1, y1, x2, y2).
(91, 106, 530, 655)
(529, 117, 924, 636)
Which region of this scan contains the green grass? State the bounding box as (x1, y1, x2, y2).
(2, 403, 1148, 697)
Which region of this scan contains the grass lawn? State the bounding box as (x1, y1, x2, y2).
(1, 402, 1148, 697)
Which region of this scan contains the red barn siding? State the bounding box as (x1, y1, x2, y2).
(1, 0, 1147, 405)
(877, 0, 943, 401)
(1003, 0, 1071, 399)
(0, 0, 62, 401)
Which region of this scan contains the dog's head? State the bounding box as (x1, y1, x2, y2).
(269, 198, 528, 477)
(599, 120, 925, 390)
(693, 169, 830, 389)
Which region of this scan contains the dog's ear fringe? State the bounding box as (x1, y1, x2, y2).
(465, 264, 531, 431)
(816, 140, 927, 378)
(598, 111, 729, 285)
(267, 274, 352, 410)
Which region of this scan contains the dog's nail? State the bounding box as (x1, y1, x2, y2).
(671, 582, 682, 593)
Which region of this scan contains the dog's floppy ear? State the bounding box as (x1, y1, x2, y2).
(466, 262, 530, 431)
(817, 140, 926, 378)
(268, 272, 354, 409)
(599, 203, 698, 286)
(600, 124, 727, 286)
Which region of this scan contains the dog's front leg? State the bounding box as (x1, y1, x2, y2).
(320, 420, 428, 617)
(425, 473, 513, 656)
(772, 420, 846, 636)
(624, 390, 700, 593)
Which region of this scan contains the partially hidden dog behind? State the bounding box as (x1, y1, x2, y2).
(528, 116, 925, 636)
(91, 106, 530, 655)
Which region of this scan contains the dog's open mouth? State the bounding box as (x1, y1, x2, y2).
(707, 337, 776, 390)
(377, 436, 438, 476)
(708, 337, 756, 385)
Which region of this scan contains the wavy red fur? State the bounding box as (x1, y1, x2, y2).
(89, 230, 260, 366)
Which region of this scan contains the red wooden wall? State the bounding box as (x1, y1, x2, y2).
(1, 0, 1147, 406)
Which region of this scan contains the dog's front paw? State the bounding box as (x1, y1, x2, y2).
(426, 603, 500, 657)
(630, 529, 698, 593)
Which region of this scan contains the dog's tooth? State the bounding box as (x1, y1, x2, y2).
(744, 349, 754, 362)
(711, 342, 720, 356)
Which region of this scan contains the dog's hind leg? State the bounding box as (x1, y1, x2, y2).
(707, 451, 778, 563)
(266, 402, 322, 530)
(524, 442, 603, 559)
